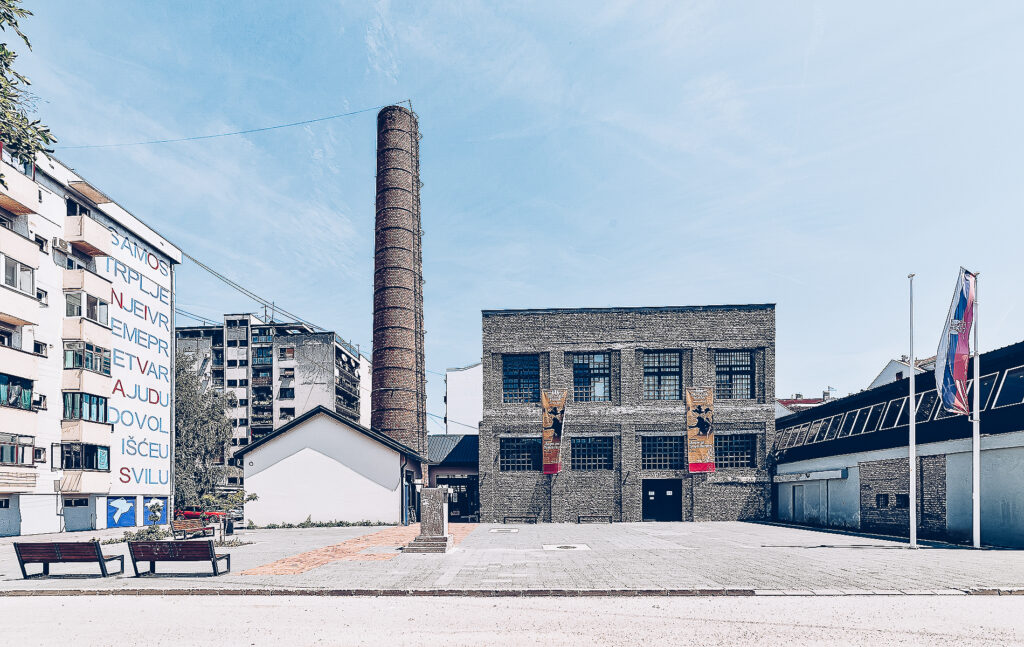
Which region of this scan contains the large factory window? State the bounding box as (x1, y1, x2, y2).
(502, 354, 540, 403)
(640, 435, 686, 470)
(643, 351, 682, 400)
(714, 350, 755, 399)
(498, 437, 541, 471)
(570, 437, 613, 470)
(713, 434, 757, 469)
(572, 353, 611, 402)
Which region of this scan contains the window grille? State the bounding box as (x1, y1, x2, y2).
(643, 351, 682, 400)
(640, 435, 686, 470)
(498, 437, 541, 471)
(713, 434, 756, 469)
(714, 350, 755, 399)
(570, 437, 613, 470)
(502, 354, 540, 403)
(572, 353, 611, 402)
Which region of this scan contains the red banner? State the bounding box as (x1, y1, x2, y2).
(686, 387, 715, 472)
(541, 389, 567, 475)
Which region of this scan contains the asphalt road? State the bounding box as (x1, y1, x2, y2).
(7, 595, 1024, 646)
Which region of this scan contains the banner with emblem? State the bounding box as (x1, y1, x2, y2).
(686, 387, 715, 472)
(935, 268, 977, 415)
(541, 389, 567, 475)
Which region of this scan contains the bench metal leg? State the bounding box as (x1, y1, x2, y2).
(42, 563, 49, 576)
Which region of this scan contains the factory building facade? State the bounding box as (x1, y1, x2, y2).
(176, 314, 369, 493)
(0, 150, 180, 536)
(479, 305, 776, 523)
(773, 340, 1024, 548)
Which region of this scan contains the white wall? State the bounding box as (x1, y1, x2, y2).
(244, 414, 402, 525)
(358, 355, 372, 429)
(19, 494, 62, 535)
(947, 445, 1024, 548)
(446, 363, 482, 434)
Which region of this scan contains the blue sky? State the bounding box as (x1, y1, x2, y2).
(13, 1, 1024, 428)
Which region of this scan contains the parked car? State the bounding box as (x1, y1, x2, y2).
(174, 506, 227, 523)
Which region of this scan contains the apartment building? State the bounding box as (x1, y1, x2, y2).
(479, 305, 776, 523)
(0, 149, 180, 536)
(176, 314, 370, 491)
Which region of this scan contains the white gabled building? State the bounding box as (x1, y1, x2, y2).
(0, 149, 180, 536)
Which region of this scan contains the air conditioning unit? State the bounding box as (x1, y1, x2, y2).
(52, 237, 70, 253)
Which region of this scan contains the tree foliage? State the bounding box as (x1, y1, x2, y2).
(0, 0, 56, 187)
(173, 348, 235, 508)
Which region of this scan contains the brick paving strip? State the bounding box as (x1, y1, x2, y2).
(241, 523, 480, 576)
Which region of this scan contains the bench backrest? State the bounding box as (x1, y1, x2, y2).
(172, 519, 207, 530)
(129, 540, 215, 561)
(15, 542, 101, 563)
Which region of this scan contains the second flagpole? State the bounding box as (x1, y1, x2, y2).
(908, 273, 918, 549)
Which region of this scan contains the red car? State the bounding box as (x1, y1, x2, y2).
(174, 506, 227, 522)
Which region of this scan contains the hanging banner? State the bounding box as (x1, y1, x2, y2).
(541, 389, 567, 475)
(935, 267, 977, 415)
(686, 387, 715, 472)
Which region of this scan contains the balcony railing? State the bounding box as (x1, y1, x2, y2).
(252, 336, 273, 344)
(252, 376, 272, 386)
(253, 357, 272, 365)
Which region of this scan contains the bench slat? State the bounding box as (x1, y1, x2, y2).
(129, 540, 215, 562)
(16, 542, 100, 562)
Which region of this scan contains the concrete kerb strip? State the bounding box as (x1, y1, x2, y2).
(1, 588, 1021, 597)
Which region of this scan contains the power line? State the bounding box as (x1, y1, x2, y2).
(426, 411, 479, 431)
(56, 101, 408, 150)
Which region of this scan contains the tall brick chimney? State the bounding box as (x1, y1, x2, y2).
(371, 105, 426, 459)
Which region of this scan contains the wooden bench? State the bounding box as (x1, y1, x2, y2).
(14, 541, 124, 578)
(171, 518, 214, 540)
(128, 540, 230, 576)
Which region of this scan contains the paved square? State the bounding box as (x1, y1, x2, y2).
(1, 522, 1022, 594)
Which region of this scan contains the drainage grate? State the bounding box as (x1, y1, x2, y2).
(542, 544, 590, 551)
(489, 528, 519, 533)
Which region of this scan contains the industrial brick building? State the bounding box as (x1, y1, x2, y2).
(175, 313, 369, 493)
(773, 340, 1024, 548)
(479, 305, 776, 523)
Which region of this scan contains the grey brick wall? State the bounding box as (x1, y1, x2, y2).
(479, 305, 776, 523)
(858, 456, 947, 537)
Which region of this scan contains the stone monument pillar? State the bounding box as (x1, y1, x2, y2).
(404, 487, 452, 553)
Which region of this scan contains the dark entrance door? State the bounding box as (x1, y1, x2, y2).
(435, 475, 479, 522)
(642, 478, 683, 521)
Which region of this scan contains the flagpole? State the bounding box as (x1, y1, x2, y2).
(972, 272, 981, 548)
(908, 273, 917, 548)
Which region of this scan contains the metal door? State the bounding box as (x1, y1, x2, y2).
(793, 485, 805, 523)
(642, 479, 682, 522)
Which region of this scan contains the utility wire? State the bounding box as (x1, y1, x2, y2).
(56, 102, 408, 150)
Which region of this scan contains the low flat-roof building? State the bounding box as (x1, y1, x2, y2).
(427, 434, 479, 522)
(479, 305, 776, 523)
(773, 340, 1024, 548)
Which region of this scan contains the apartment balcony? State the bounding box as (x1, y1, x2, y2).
(61, 419, 114, 445)
(62, 316, 112, 348)
(211, 378, 225, 388)
(0, 283, 39, 327)
(0, 465, 37, 493)
(0, 224, 39, 267)
(252, 357, 272, 366)
(63, 267, 112, 297)
(251, 413, 273, 424)
(64, 215, 113, 257)
(252, 335, 273, 344)
(62, 368, 111, 394)
(0, 344, 39, 380)
(335, 378, 359, 399)
(0, 159, 38, 216)
(252, 376, 272, 387)
(59, 469, 111, 494)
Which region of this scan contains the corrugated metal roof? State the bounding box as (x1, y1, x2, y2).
(427, 434, 479, 465)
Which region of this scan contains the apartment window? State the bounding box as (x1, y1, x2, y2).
(0, 498, 9, 508)
(33, 446, 46, 462)
(279, 347, 295, 360)
(227, 380, 237, 387)
(640, 436, 686, 470)
(238, 339, 248, 347)
(502, 354, 540, 404)
(498, 437, 541, 471)
(63, 341, 111, 376)
(0, 327, 10, 347)
(643, 351, 682, 400)
(36, 287, 47, 304)
(0, 373, 33, 410)
(280, 407, 295, 421)
(238, 379, 248, 386)
(238, 359, 248, 367)
(280, 367, 295, 379)
(0, 433, 33, 465)
(61, 443, 110, 471)
(230, 438, 239, 446)
(62, 392, 108, 423)
(570, 437, 613, 470)
(279, 388, 295, 399)
(894, 493, 910, 508)
(227, 359, 238, 367)
(227, 477, 240, 485)
(66, 199, 90, 217)
(876, 493, 889, 508)
(34, 235, 47, 253)
(63, 498, 88, 507)
(238, 418, 248, 426)
(33, 341, 46, 356)
(714, 350, 755, 400)
(227, 340, 238, 347)
(572, 353, 611, 402)
(2, 253, 34, 296)
(65, 291, 108, 326)
(239, 438, 249, 446)
(239, 398, 248, 406)
(713, 434, 757, 469)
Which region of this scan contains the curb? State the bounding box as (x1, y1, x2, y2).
(0, 587, 1021, 597)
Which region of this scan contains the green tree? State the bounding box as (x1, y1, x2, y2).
(0, 0, 56, 188)
(173, 348, 235, 509)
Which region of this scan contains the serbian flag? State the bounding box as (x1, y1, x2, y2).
(935, 268, 977, 415)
